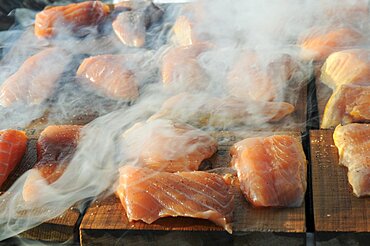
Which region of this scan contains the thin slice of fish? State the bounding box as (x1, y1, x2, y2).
(23, 125, 82, 202)
(333, 124, 370, 197)
(0, 130, 28, 187)
(321, 84, 370, 129)
(116, 165, 234, 233)
(76, 54, 139, 100)
(34, 1, 110, 38)
(0, 47, 70, 107)
(230, 135, 307, 207)
(320, 49, 370, 90)
(122, 119, 217, 172)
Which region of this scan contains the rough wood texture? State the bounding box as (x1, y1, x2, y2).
(0, 135, 82, 242)
(79, 131, 306, 245)
(310, 130, 369, 232)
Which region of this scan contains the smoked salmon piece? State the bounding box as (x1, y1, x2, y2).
(0, 47, 70, 107)
(321, 84, 370, 129)
(148, 93, 295, 128)
(0, 130, 27, 187)
(298, 26, 363, 61)
(320, 49, 370, 89)
(161, 44, 210, 91)
(23, 125, 82, 202)
(230, 135, 307, 207)
(227, 51, 296, 101)
(112, 2, 163, 47)
(116, 166, 234, 233)
(76, 55, 139, 100)
(122, 119, 217, 172)
(34, 1, 110, 38)
(333, 124, 370, 197)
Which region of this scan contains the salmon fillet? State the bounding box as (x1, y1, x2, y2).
(321, 84, 370, 129)
(76, 55, 139, 100)
(116, 166, 234, 233)
(227, 51, 295, 101)
(0, 47, 70, 107)
(333, 124, 370, 197)
(230, 135, 307, 207)
(34, 1, 110, 38)
(148, 93, 294, 128)
(161, 44, 210, 91)
(23, 125, 81, 202)
(122, 119, 217, 172)
(321, 49, 370, 89)
(112, 2, 163, 48)
(298, 26, 363, 61)
(0, 130, 27, 187)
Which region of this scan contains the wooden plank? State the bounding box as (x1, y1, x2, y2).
(0, 135, 82, 242)
(80, 131, 306, 245)
(310, 130, 370, 232)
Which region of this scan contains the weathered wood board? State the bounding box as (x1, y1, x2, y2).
(310, 130, 369, 232)
(0, 135, 82, 243)
(79, 131, 306, 245)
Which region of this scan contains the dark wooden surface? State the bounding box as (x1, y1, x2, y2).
(79, 131, 306, 245)
(0, 135, 82, 242)
(310, 130, 369, 232)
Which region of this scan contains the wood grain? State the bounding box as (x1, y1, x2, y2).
(79, 131, 306, 245)
(0, 135, 82, 242)
(310, 130, 369, 232)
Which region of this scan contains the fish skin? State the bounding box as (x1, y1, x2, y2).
(34, 1, 110, 38)
(122, 119, 217, 172)
(23, 125, 81, 202)
(321, 49, 370, 90)
(321, 84, 370, 129)
(76, 55, 139, 100)
(0, 47, 70, 107)
(333, 124, 370, 197)
(230, 135, 307, 207)
(0, 130, 28, 187)
(298, 26, 363, 61)
(116, 166, 234, 233)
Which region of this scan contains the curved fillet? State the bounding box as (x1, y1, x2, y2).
(320, 49, 370, 89)
(0, 48, 70, 107)
(122, 119, 217, 172)
(321, 84, 370, 129)
(76, 55, 139, 100)
(230, 135, 307, 207)
(35, 1, 110, 38)
(0, 130, 28, 187)
(333, 124, 370, 197)
(23, 125, 82, 202)
(117, 166, 234, 233)
(298, 26, 363, 61)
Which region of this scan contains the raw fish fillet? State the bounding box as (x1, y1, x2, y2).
(116, 166, 234, 233)
(112, 2, 163, 47)
(23, 125, 81, 202)
(321, 84, 370, 129)
(0, 48, 70, 107)
(148, 93, 294, 128)
(298, 26, 363, 61)
(333, 124, 370, 197)
(0, 130, 27, 187)
(321, 49, 370, 89)
(230, 135, 307, 207)
(76, 55, 139, 100)
(122, 119, 217, 172)
(161, 44, 210, 91)
(227, 51, 295, 101)
(35, 1, 110, 38)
